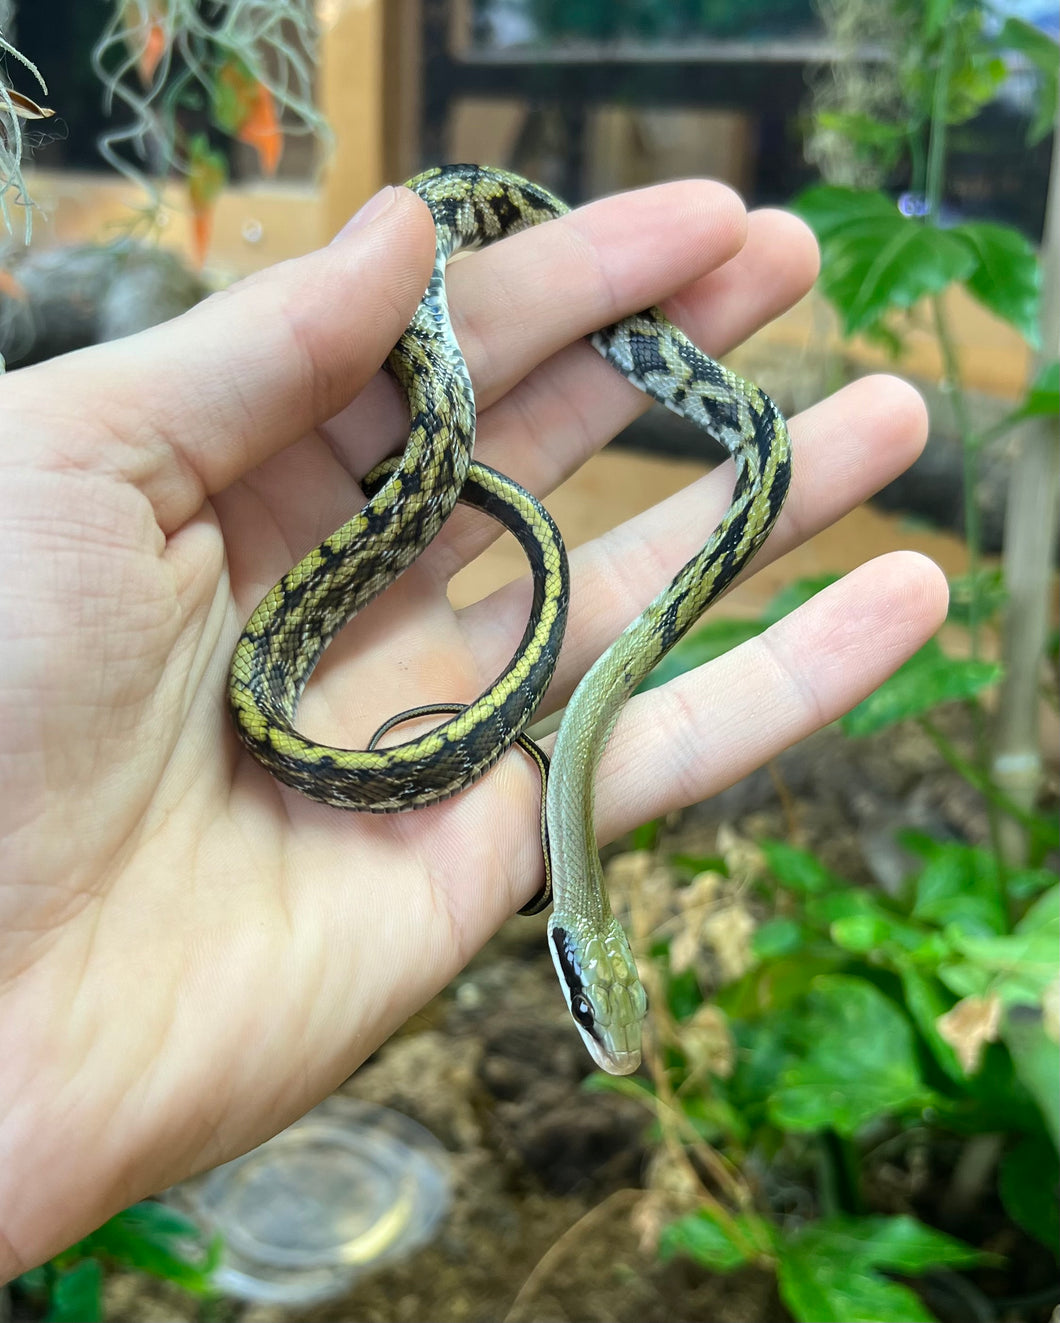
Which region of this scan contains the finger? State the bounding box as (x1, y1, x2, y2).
(589, 551, 948, 842)
(317, 180, 752, 468)
(422, 206, 819, 581)
(3, 188, 437, 534)
(459, 374, 928, 705)
(446, 178, 749, 409)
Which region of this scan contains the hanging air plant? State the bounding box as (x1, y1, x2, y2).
(91, 0, 330, 262)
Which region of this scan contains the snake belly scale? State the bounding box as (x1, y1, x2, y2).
(228, 164, 792, 1075)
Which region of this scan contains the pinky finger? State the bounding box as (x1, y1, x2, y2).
(587, 551, 949, 844)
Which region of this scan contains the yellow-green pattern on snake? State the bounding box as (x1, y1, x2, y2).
(228, 164, 792, 1075)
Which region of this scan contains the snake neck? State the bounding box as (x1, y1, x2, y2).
(545, 625, 645, 927)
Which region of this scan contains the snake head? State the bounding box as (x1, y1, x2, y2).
(547, 912, 648, 1075)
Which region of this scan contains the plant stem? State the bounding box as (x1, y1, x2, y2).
(924, 17, 956, 226)
(923, 14, 988, 656)
(992, 118, 1060, 864)
(931, 296, 984, 654)
(919, 12, 1011, 865)
(927, 291, 1003, 859)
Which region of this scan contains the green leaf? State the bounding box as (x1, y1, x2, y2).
(922, 0, 950, 40)
(639, 618, 763, 691)
(896, 964, 965, 1082)
(815, 110, 909, 150)
(793, 185, 896, 241)
(937, 959, 991, 999)
(952, 221, 1041, 346)
(14, 1265, 48, 1295)
(762, 574, 841, 624)
(669, 851, 726, 877)
(718, 951, 847, 1022)
(818, 890, 927, 953)
(806, 888, 924, 951)
(186, 133, 228, 210)
(947, 885, 1058, 1006)
(659, 1206, 775, 1270)
(947, 568, 1006, 628)
(999, 1134, 1060, 1251)
(761, 841, 843, 895)
(1006, 864, 1059, 902)
(815, 212, 977, 336)
(1013, 359, 1059, 422)
(812, 1214, 988, 1271)
(842, 638, 1002, 736)
(1000, 17, 1060, 144)
(830, 913, 898, 952)
(1002, 1005, 1060, 1150)
(752, 917, 804, 958)
(768, 976, 934, 1134)
(1015, 880, 1059, 943)
(776, 1215, 990, 1323)
(779, 1251, 937, 1323)
(629, 818, 661, 850)
(946, 51, 1009, 125)
(80, 1201, 219, 1293)
(211, 57, 261, 136)
(47, 1259, 103, 1323)
(666, 965, 704, 1021)
(913, 842, 1008, 937)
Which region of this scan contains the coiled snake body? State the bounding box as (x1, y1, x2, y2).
(229, 165, 792, 1074)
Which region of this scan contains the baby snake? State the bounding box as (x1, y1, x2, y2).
(229, 164, 792, 1075)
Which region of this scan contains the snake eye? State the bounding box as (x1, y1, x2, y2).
(570, 993, 594, 1029)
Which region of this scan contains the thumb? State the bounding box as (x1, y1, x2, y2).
(6, 185, 436, 534)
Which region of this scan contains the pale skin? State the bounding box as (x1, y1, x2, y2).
(0, 180, 948, 1278)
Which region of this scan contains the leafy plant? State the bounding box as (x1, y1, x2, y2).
(792, 0, 1059, 871)
(598, 802, 1057, 1319)
(614, 7, 1059, 1310)
(12, 1201, 220, 1322)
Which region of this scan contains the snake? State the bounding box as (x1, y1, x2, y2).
(228, 164, 792, 1076)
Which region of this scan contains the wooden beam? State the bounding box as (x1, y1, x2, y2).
(318, 0, 386, 242)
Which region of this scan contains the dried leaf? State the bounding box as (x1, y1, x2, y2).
(669, 924, 703, 977)
(703, 906, 756, 983)
(936, 993, 1002, 1073)
(3, 88, 55, 120)
(681, 1004, 735, 1077)
(716, 823, 766, 881)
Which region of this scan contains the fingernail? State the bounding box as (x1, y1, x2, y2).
(331, 185, 396, 243)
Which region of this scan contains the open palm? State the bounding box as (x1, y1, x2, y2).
(0, 181, 946, 1276)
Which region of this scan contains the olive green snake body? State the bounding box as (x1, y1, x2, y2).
(229, 164, 792, 1075)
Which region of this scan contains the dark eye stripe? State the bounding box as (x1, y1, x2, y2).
(549, 926, 583, 996)
(551, 929, 603, 1043)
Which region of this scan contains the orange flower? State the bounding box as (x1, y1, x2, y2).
(237, 81, 282, 177)
(187, 135, 227, 267)
(138, 19, 167, 84)
(213, 58, 283, 177)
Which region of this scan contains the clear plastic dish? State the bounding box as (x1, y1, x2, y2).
(172, 1095, 451, 1305)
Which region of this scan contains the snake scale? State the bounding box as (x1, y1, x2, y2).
(229, 164, 792, 1075)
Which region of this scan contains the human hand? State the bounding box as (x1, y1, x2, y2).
(0, 180, 946, 1275)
